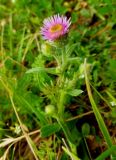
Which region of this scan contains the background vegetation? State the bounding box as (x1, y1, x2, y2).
(0, 0, 116, 159)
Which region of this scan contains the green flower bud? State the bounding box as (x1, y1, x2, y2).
(45, 105, 55, 115)
(41, 42, 52, 57)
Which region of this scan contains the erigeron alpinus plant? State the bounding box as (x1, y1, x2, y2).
(27, 14, 83, 157)
(26, 14, 116, 159)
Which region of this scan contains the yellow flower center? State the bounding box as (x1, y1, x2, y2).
(49, 24, 63, 33)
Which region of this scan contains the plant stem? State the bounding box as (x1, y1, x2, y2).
(58, 90, 66, 117)
(57, 117, 77, 155)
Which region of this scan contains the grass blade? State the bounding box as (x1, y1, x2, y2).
(96, 145, 116, 160)
(84, 59, 113, 149)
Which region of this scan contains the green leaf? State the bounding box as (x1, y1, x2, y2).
(82, 123, 90, 137)
(15, 94, 47, 126)
(107, 59, 116, 81)
(68, 57, 81, 64)
(40, 123, 61, 138)
(26, 67, 44, 74)
(26, 67, 59, 75)
(67, 89, 83, 97)
(65, 43, 77, 57)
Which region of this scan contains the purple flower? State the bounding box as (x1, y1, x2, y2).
(40, 14, 71, 41)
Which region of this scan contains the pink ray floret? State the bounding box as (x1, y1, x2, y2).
(40, 14, 71, 41)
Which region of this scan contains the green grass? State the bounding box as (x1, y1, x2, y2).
(0, 0, 116, 159)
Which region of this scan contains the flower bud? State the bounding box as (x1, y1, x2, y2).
(45, 105, 55, 115)
(41, 42, 52, 57)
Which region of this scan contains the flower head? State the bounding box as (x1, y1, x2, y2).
(40, 14, 71, 41)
